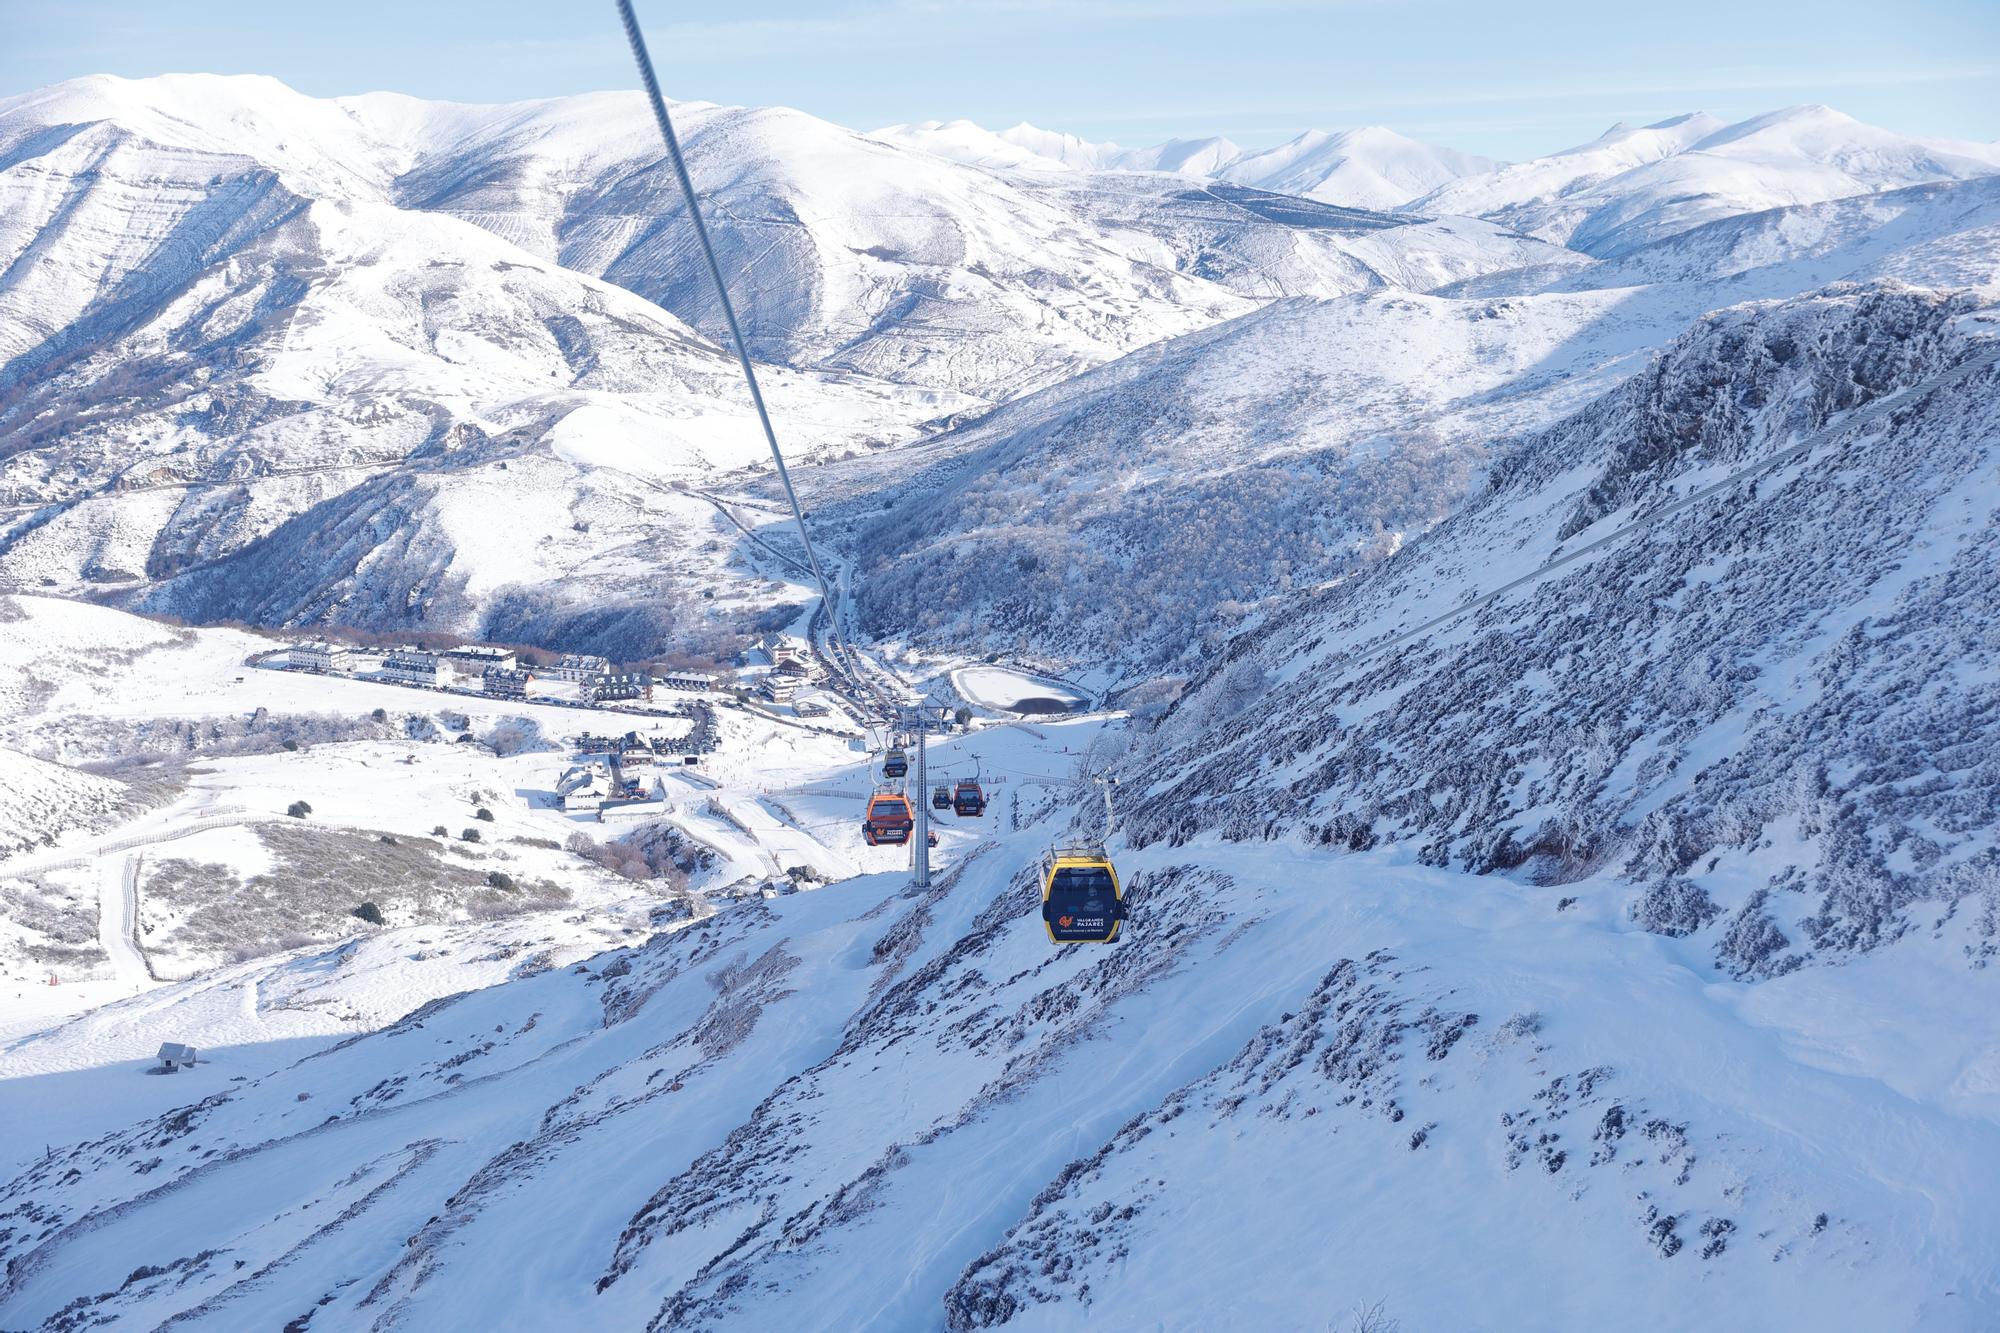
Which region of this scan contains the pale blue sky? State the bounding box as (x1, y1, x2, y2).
(3, 0, 1995, 158)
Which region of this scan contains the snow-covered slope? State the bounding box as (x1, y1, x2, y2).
(0, 747, 131, 857)
(1023, 173, 1584, 302)
(7, 65, 2000, 1332)
(814, 159, 2000, 676)
(3, 718, 1995, 1329)
(0, 77, 985, 645)
(1131, 285, 2000, 969)
(1409, 112, 1730, 245)
(831, 280, 1708, 673)
(1413, 106, 2000, 255)
(391, 95, 1253, 398)
(0, 73, 1261, 409)
(9, 72, 1997, 678)
(2, 73, 1559, 649)
(1568, 173, 2000, 296)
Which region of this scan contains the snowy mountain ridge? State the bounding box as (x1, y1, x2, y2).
(0, 72, 1569, 652)
(875, 103, 2000, 241)
(1412, 104, 2000, 255)
(875, 118, 1490, 210)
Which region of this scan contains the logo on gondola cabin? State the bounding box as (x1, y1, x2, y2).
(1057, 914, 1074, 928)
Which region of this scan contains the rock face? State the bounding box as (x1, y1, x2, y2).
(1127, 285, 2000, 970)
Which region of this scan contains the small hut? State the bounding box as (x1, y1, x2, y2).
(156, 1042, 199, 1073)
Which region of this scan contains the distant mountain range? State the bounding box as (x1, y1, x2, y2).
(1, 74, 1996, 662)
(873, 119, 1495, 211)
(874, 105, 2000, 245)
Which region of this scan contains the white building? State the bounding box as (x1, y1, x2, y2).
(544, 653, 611, 683)
(288, 641, 352, 674)
(756, 635, 812, 671)
(156, 1042, 199, 1072)
(380, 649, 456, 689)
(556, 763, 610, 810)
(657, 671, 714, 694)
(444, 645, 518, 674)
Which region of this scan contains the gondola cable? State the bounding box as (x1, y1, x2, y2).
(615, 0, 889, 722)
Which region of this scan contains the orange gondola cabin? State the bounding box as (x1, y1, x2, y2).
(862, 792, 915, 846)
(952, 779, 987, 817)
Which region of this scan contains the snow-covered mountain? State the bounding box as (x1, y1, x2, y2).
(4, 73, 1996, 673)
(815, 168, 2000, 676)
(1219, 125, 1496, 209)
(0, 74, 1262, 405)
(1413, 105, 2000, 254)
(832, 278, 1698, 673)
(1131, 285, 2000, 966)
(0, 106, 961, 645)
(6, 55, 2000, 1332)
(877, 105, 2000, 239)
(0, 73, 1568, 651)
(875, 117, 1490, 209)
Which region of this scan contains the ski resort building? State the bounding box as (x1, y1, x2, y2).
(584, 671, 652, 703)
(444, 645, 518, 674)
(287, 641, 351, 674)
(657, 671, 715, 693)
(760, 675, 800, 703)
(556, 764, 610, 810)
(754, 635, 811, 671)
(544, 653, 612, 683)
(483, 667, 536, 700)
(380, 650, 455, 689)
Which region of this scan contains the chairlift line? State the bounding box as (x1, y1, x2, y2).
(615, 0, 883, 718)
(615, 1, 1120, 918)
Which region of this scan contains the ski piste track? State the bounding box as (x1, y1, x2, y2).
(1332, 340, 2000, 680)
(95, 855, 150, 987)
